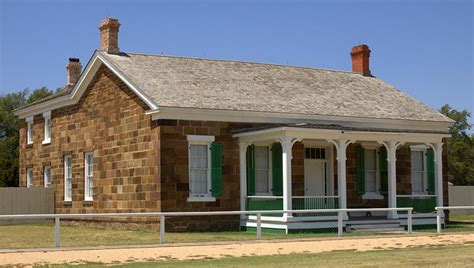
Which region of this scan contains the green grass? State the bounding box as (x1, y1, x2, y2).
(39, 244, 474, 267)
(0, 223, 339, 249)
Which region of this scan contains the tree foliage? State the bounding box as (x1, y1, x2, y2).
(0, 87, 54, 187)
(440, 104, 474, 185)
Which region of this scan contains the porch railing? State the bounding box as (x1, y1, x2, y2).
(246, 196, 283, 216)
(246, 196, 339, 217)
(292, 196, 339, 217)
(397, 195, 437, 213)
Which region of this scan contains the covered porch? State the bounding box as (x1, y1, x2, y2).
(233, 124, 448, 232)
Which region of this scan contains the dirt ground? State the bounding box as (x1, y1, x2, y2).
(0, 233, 473, 266)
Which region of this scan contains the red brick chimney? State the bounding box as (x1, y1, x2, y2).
(99, 18, 120, 54)
(350, 44, 371, 76)
(66, 58, 82, 86)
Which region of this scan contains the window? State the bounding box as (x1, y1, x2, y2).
(255, 146, 271, 194)
(26, 168, 33, 188)
(44, 166, 51, 188)
(84, 153, 94, 201)
(411, 147, 427, 195)
(304, 148, 326, 159)
(187, 135, 215, 201)
(26, 116, 33, 145)
(64, 155, 72, 201)
(43, 111, 51, 144)
(364, 149, 377, 193)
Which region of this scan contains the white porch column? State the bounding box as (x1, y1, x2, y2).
(381, 141, 403, 219)
(279, 136, 299, 220)
(239, 142, 249, 220)
(433, 142, 444, 216)
(328, 139, 352, 220)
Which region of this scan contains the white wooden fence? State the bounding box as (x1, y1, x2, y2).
(0, 207, 413, 248)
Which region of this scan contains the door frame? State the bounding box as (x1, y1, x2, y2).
(302, 141, 335, 196)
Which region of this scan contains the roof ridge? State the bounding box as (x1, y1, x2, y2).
(112, 51, 361, 75)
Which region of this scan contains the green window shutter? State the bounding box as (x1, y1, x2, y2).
(379, 146, 388, 195)
(246, 145, 256, 196)
(210, 143, 223, 197)
(271, 143, 283, 196)
(427, 148, 435, 195)
(356, 145, 365, 196)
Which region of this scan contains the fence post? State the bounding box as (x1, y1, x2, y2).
(256, 212, 262, 240)
(160, 215, 166, 244)
(436, 208, 442, 234)
(407, 209, 413, 234)
(54, 216, 60, 248)
(337, 211, 343, 237)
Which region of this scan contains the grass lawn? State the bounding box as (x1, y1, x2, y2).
(0, 214, 472, 249)
(0, 223, 341, 249)
(40, 244, 474, 267)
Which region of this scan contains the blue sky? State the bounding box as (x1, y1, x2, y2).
(1, 0, 472, 125)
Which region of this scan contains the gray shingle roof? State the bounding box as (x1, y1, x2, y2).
(101, 51, 451, 123)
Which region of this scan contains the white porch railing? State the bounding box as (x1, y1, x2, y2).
(292, 196, 339, 216)
(246, 196, 339, 217)
(435, 206, 474, 233)
(0, 208, 413, 248)
(397, 195, 437, 213)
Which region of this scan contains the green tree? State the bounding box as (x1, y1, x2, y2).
(439, 104, 474, 185)
(0, 87, 54, 187)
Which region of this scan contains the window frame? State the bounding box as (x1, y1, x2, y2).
(42, 111, 51, 144)
(186, 135, 215, 202)
(44, 166, 51, 188)
(26, 168, 33, 188)
(84, 152, 94, 201)
(254, 145, 273, 196)
(361, 145, 384, 200)
(64, 155, 73, 202)
(410, 145, 428, 195)
(26, 116, 34, 145)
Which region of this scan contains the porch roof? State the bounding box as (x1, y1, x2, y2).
(232, 123, 450, 144)
(232, 123, 449, 135)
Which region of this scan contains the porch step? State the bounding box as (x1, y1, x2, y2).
(346, 222, 405, 233)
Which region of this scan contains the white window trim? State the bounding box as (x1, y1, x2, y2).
(64, 155, 72, 202)
(254, 145, 273, 196)
(44, 166, 51, 188)
(26, 168, 33, 188)
(42, 111, 51, 144)
(410, 145, 428, 195)
(26, 116, 33, 145)
(361, 145, 384, 200)
(186, 135, 216, 202)
(84, 152, 94, 201)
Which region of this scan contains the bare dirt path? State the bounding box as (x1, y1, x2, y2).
(1, 233, 473, 266)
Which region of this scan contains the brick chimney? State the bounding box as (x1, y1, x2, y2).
(99, 18, 120, 54)
(350, 44, 371, 76)
(66, 58, 82, 86)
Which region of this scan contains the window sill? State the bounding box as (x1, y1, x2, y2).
(63, 201, 72, 206)
(42, 140, 51, 145)
(362, 193, 384, 200)
(26, 143, 33, 148)
(83, 200, 93, 206)
(187, 196, 216, 202)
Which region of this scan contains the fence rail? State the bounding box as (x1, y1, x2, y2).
(0, 207, 413, 248)
(435, 206, 474, 233)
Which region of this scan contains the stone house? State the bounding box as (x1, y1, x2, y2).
(15, 18, 453, 232)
